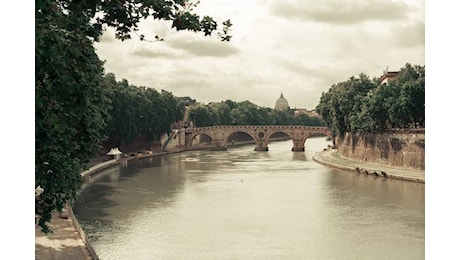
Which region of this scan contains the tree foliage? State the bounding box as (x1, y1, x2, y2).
(35, 14, 110, 233)
(102, 74, 184, 147)
(187, 100, 325, 127)
(315, 63, 425, 137)
(36, 0, 232, 42)
(36, 0, 232, 233)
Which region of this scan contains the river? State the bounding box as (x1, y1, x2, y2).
(73, 137, 425, 260)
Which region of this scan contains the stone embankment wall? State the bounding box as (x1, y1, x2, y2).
(335, 129, 425, 170)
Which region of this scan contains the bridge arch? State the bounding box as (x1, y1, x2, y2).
(225, 131, 256, 146)
(187, 132, 214, 149)
(266, 131, 293, 140)
(182, 125, 331, 152)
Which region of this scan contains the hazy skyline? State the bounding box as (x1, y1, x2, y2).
(94, 0, 425, 109)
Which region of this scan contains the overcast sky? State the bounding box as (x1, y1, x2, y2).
(94, 0, 425, 109)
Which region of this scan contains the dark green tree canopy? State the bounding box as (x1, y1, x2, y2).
(187, 100, 325, 127)
(36, 0, 232, 42)
(316, 63, 425, 137)
(35, 18, 110, 232)
(100, 74, 186, 152)
(36, 0, 232, 233)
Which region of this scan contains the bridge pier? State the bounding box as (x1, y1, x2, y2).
(254, 140, 268, 151)
(254, 146, 269, 151)
(209, 146, 227, 151)
(291, 138, 305, 152)
(212, 139, 227, 151)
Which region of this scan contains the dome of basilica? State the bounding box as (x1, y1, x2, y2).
(274, 93, 289, 111)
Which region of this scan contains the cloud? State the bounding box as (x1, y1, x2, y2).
(276, 58, 324, 77)
(392, 20, 425, 47)
(99, 30, 116, 43)
(167, 36, 239, 57)
(131, 47, 178, 58)
(94, 0, 424, 109)
(277, 58, 352, 87)
(269, 0, 411, 24)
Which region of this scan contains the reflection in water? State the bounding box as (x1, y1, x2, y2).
(292, 152, 307, 161)
(73, 137, 424, 260)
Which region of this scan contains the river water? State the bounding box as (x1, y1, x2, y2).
(73, 137, 424, 260)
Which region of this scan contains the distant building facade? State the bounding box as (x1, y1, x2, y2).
(294, 108, 321, 118)
(274, 93, 290, 111)
(379, 68, 399, 85)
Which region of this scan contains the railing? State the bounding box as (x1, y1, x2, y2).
(185, 125, 329, 133)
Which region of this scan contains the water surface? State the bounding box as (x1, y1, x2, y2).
(73, 137, 424, 259)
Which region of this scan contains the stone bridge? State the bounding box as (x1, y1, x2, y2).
(184, 125, 330, 152)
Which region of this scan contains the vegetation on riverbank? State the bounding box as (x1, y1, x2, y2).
(36, 0, 232, 233)
(315, 63, 424, 137)
(187, 100, 324, 127)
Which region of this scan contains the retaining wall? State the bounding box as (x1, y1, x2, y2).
(335, 129, 425, 170)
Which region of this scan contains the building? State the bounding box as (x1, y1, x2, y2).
(294, 108, 321, 118)
(379, 68, 399, 85)
(273, 93, 322, 120)
(274, 93, 290, 111)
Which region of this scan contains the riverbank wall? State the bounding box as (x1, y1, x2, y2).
(313, 149, 424, 183)
(335, 129, 425, 171)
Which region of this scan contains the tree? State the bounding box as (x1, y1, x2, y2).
(101, 76, 185, 150)
(209, 102, 232, 125)
(36, 0, 232, 233)
(315, 64, 424, 136)
(395, 64, 425, 127)
(293, 114, 324, 126)
(158, 89, 183, 133)
(270, 109, 291, 125)
(35, 18, 110, 233)
(189, 105, 213, 127)
(236, 101, 262, 125)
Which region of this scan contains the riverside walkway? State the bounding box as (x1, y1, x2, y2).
(35, 208, 93, 260)
(313, 149, 425, 183)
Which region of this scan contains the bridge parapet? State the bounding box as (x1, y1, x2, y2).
(181, 125, 330, 152)
(185, 125, 329, 133)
